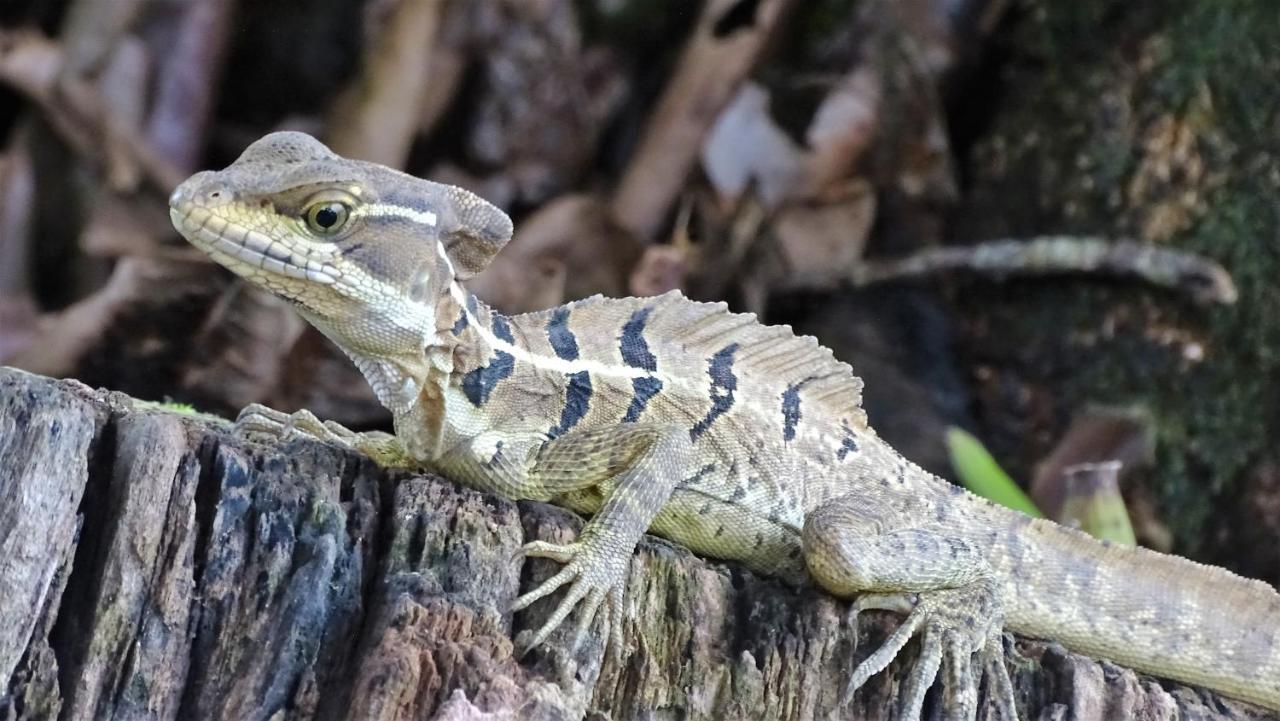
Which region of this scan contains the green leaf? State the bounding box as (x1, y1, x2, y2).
(945, 427, 1043, 517)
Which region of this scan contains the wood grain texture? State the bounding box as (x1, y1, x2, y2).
(0, 366, 1274, 720)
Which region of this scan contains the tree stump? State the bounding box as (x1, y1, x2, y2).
(0, 367, 1274, 720)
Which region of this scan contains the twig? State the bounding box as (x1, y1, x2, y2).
(835, 236, 1238, 305)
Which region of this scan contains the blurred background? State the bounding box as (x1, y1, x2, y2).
(0, 0, 1275, 585)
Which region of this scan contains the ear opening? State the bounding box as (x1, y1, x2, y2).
(440, 186, 514, 279)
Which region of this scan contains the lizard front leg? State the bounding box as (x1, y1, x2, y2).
(233, 403, 414, 467)
(514, 424, 691, 656)
(803, 495, 1019, 721)
(438, 423, 692, 657)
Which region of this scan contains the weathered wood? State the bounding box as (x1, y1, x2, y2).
(0, 366, 1274, 720)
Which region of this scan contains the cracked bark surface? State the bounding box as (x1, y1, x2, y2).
(0, 367, 1274, 721)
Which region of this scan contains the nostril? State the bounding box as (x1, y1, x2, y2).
(201, 185, 233, 204)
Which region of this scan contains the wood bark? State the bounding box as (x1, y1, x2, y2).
(0, 366, 1274, 721)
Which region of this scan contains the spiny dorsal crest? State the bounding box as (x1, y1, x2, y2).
(563, 291, 867, 429)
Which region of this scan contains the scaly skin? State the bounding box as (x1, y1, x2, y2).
(169, 132, 1280, 719)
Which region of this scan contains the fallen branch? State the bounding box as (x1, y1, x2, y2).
(787, 236, 1238, 305)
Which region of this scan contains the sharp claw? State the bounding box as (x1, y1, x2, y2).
(844, 609, 924, 705)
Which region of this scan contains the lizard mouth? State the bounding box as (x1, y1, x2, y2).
(169, 199, 341, 286)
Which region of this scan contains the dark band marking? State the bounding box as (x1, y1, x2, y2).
(491, 311, 515, 343)
(781, 385, 803, 441)
(782, 374, 837, 441)
(546, 307, 579, 360)
(451, 310, 468, 335)
(461, 311, 516, 406)
(462, 349, 513, 406)
(620, 307, 657, 371)
(618, 306, 662, 423)
(680, 463, 717, 487)
(548, 371, 592, 438)
(781, 376, 819, 442)
(623, 376, 662, 423)
(690, 343, 739, 441)
(836, 420, 859, 460)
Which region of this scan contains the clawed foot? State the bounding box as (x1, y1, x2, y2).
(233, 403, 404, 466)
(234, 403, 359, 448)
(511, 533, 628, 661)
(844, 581, 1018, 721)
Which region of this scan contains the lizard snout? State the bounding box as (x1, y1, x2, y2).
(169, 171, 234, 211)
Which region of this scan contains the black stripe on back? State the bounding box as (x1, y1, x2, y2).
(623, 376, 662, 423)
(620, 307, 657, 371)
(837, 420, 859, 460)
(690, 343, 739, 441)
(548, 371, 592, 438)
(781, 382, 804, 442)
(461, 311, 516, 406)
(491, 312, 515, 343)
(619, 305, 661, 423)
(781, 375, 824, 442)
(546, 307, 579, 360)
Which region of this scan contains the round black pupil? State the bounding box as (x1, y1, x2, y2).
(314, 205, 339, 228)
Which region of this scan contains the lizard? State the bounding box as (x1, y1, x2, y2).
(168, 131, 1280, 720)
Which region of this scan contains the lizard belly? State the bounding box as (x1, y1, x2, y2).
(649, 486, 808, 584)
(554, 446, 810, 585)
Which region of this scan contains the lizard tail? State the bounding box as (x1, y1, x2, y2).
(1000, 516, 1280, 711)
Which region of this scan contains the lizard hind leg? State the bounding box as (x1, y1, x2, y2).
(803, 497, 1019, 721)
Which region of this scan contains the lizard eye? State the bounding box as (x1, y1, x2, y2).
(304, 201, 350, 235)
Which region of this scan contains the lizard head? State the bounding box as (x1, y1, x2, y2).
(168, 131, 513, 359)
